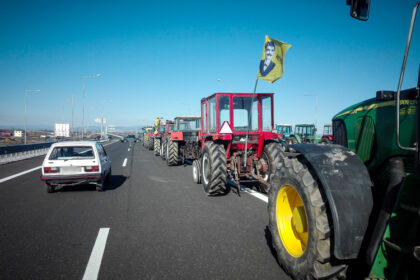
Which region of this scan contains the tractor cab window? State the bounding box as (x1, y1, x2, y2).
(323, 125, 332, 135)
(296, 126, 314, 136)
(233, 97, 258, 131)
(178, 118, 201, 131)
(202, 102, 207, 132)
(169, 124, 174, 131)
(261, 96, 272, 131)
(160, 125, 166, 133)
(209, 97, 216, 132)
(218, 95, 230, 128)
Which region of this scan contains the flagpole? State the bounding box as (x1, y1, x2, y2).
(243, 78, 259, 167)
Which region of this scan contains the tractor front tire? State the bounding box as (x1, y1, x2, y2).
(154, 138, 161, 156)
(192, 159, 201, 184)
(268, 156, 347, 280)
(160, 137, 167, 160)
(148, 137, 154, 150)
(201, 142, 227, 195)
(259, 142, 284, 192)
(166, 138, 178, 166)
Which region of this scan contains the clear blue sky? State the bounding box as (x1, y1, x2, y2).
(1, 0, 419, 132)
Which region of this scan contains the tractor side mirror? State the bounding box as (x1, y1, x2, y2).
(348, 0, 370, 21)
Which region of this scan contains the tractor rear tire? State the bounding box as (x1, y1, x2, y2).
(259, 142, 284, 192)
(192, 159, 201, 184)
(166, 138, 178, 166)
(148, 137, 154, 150)
(201, 142, 227, 195)
(321, 138, 331, 144)
(154, 138, 161, 156)
(161, 137, 167, 160)
(268, 156, 347, 280)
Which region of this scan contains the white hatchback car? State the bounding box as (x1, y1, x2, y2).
(41, 141, 112, 193)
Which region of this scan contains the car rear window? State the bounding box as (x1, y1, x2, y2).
(48, 146, 95, 160)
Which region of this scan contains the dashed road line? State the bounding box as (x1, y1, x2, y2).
(82, 228, 110, 280)
(122, 158, 128, 167)
(0, 166, 41, 184)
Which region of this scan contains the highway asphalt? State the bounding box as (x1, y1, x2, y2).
(0, 141, 291, 280)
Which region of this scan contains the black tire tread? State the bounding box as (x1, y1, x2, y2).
(166, 138, 178, 166)
(268, 156, 348, 280)
(203, 142, 227, 195)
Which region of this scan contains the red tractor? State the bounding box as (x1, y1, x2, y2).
(165, 116, 201, 166)
(152, 120, 172, 156)
(193, 92, 283, 195)
(158, 120, 174, 159)
(321, 123, 332, 144)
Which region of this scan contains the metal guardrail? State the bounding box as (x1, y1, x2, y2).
(0, 142, 56, 165)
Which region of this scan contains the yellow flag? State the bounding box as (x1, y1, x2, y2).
(257, 35, 291, 83)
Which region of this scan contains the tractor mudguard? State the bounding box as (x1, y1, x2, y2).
(171, 132, 183, 141)
(290, 144, 373, 260)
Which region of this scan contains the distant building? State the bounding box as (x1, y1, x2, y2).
(13, 130, 23, 137)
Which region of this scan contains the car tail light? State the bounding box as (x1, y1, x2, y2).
(44, 167, 59, 173)
(85, 166, 100, 172)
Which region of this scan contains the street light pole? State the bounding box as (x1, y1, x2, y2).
(24, 89, 40, 145)
(304, 93, 318, 132)
(82, 73, 101, 139)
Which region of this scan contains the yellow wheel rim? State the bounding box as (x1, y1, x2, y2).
(276, 185, 308, 258)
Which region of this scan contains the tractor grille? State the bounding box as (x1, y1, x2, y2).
(333, 120, 348, 147)
(355, 116, 376, 163)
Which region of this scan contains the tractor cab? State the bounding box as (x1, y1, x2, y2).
(321, 124, 332, 143)
(200, 93, 278, 150)
(276, 124, 293, 140)
(172, 116, 201, 141)
(293, 124, 319, 143)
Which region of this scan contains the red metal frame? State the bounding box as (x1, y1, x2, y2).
(199, 93, 280, 158)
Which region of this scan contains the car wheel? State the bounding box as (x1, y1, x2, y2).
(46, 182, 55, 193)
(96, 178, 105, 192)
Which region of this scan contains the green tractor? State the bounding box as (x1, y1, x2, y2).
(291, 124, 320, 143)
(267, 1, 420, 279)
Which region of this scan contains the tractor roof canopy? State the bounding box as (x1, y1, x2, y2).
(200, 93, 274, 134)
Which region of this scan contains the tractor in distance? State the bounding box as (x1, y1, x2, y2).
(320, 123, 332, 143)
(276, 124, 293, 144)
(142, 126, 154, 150)
(159, 120, 174, 160)
(292, 123, 320, 143)
(165, 116, 201, 166)
(152, 119, 168, 156)
(192, 92, 283, 195)
(267, 1, 420, 279)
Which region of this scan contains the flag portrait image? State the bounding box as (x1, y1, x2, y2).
(257, 35, 291, 83)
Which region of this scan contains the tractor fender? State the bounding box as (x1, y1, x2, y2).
(171, 132, 183, 141)
(290, 144, 373, 260)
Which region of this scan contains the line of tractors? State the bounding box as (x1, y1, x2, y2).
(136, 2, 419, 279)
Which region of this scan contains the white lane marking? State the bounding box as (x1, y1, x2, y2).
(0, 166, 41, 184)
(103, 140, 118, 147)
(122, 158, 127, 167)
(128, 148, 130, 152)
(82, 228, 110, 280)
(242, 188, 268, 203)
(227, 179, 268, 203)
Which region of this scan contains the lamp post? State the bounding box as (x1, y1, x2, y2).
(304, 93, 318, 132)
(24, 89, 40, 144)
(82, 73, 101, 139)
(217, 78, 233, 92)
(101, 99, 112, 139)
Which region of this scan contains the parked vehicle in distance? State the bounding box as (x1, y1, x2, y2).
(40, 141, 112, 193)
(121, 134, 138, 143)
(321, 123, 332, 143)
(293, 124, 320, 143)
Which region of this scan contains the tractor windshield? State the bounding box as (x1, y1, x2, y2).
(323, 125, 332, 135)
(233, 97, 258, 131)
(277, 125, 292, 134)
(295, 126, 315, 136)
(160, 125, 166, 133)
(177, 118, 201, 131)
